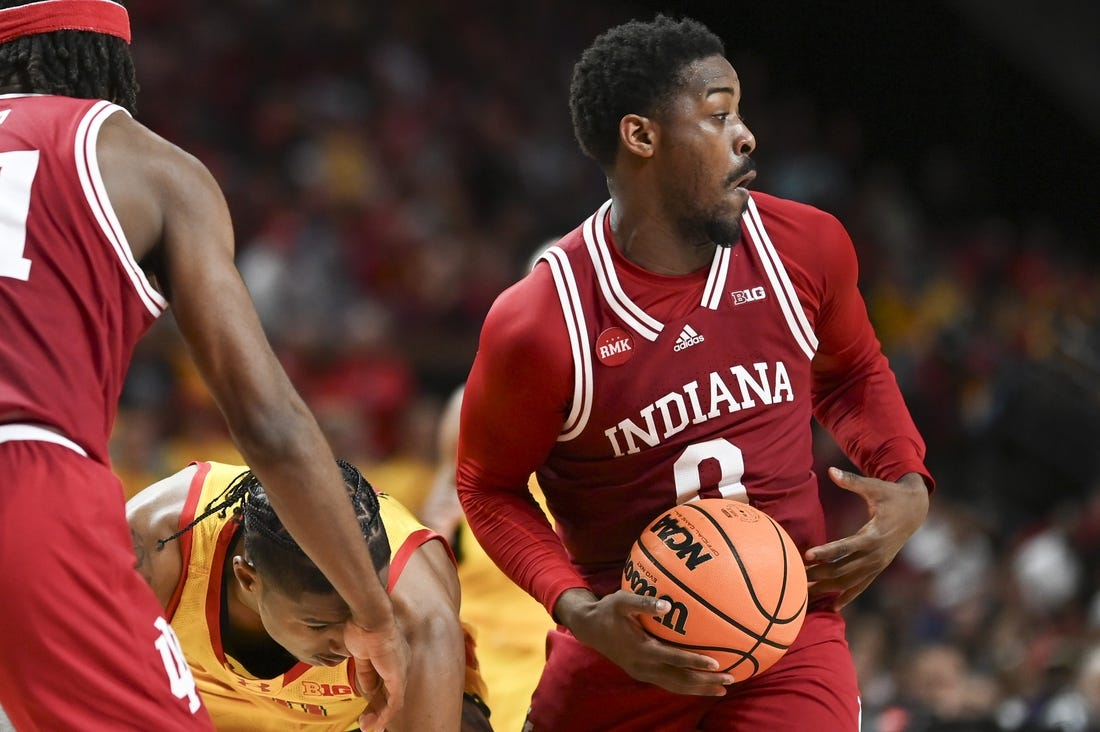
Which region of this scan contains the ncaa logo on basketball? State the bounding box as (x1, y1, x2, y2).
(731, 286, 766, 305)
(649, 514, 714, 570)
(595, 326, 634, 366)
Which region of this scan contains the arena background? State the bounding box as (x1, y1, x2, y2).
(106, 2, 1100, 729)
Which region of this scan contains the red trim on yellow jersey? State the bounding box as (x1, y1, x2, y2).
(205, 511, 240, 666)
(386, 528, 449, 593)
(166, 460, 211, 618)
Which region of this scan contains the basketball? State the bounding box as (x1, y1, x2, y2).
(621, 499, 808, 681)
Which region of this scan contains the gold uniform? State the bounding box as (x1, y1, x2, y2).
(456, 478, 555, 732)
(166, 462, 461, 731)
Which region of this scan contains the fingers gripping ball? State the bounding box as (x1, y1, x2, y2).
(622, 499, 808, 681)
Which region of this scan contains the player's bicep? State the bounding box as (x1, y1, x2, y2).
(459, 280, 571, 488)
(154, 149, 303, 438)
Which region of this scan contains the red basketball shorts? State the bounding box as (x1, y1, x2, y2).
(525, 609, 860, 731)
(0, 439, 213, 731)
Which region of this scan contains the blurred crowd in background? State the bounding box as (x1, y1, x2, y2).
(110, 2, 1100, 730)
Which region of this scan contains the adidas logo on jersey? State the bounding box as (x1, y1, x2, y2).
(673, 325, 704, 352)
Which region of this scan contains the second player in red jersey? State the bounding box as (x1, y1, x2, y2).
(0, 2, 408, 729)
(456, 15, 932, 731)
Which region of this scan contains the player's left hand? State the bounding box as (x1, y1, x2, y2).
(345, 618, 411, 731)
(803, 468, 929, 610)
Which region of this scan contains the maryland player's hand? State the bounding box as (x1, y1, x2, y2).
(345, 619, 411, 731)
(804, 469, 930, 609)
(554, 588, 734, 696)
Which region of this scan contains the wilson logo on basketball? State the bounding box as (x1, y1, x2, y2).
(622, 558, 690, 635)
(649, 514, 714, 570)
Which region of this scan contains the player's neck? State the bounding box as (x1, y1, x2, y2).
(608, 201, 717, 275)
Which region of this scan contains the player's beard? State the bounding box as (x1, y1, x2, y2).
(707, 159, 756, 248)
(705, 217, 743, 249)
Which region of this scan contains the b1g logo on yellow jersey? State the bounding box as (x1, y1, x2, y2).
(301, 681, 355, 698)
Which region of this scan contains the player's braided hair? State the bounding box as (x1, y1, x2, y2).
(158, 460, 391, 598)
(0, 0, 138, 114)
(569, 14, 725, 168)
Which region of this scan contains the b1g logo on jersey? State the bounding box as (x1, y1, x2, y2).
(301, 681, 355, 698)
(596, 327, 634, 367)
(731, 286, 767, 306)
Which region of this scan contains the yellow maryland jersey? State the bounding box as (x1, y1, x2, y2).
(166, 462, 442, 732)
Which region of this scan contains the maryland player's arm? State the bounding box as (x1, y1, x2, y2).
(386, 538, 466, 732)
(125, 465, 199, 610)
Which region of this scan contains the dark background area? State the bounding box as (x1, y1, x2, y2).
(638, 0, 1100, 248)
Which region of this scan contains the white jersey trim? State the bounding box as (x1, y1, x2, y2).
(701, 244, 731, 310)
(0, 423, 88, 457)
(539, 247, 594, 441)
(75, 101, 168, 317)
(584, 201, 663, 342)
(742, 196, 818, 360)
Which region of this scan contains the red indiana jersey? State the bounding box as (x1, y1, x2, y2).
(0, 94, 166, 464)
(457, 192, 930, 612)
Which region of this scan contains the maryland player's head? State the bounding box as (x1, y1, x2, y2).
(226, 460, 392, 666)
(232, 459, 391, 599)
(160, 459, 391, 667)
(0, 0, 137, 113)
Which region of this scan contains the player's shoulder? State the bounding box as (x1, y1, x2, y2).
(484, 258, 559, 332)
(98, 111, 219, 190)
(749, 190, 844, 229)
(748, 191, 852, 256)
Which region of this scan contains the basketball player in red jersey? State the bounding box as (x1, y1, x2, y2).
(0, 2, 407, 729)
(456, 15, 932, 731)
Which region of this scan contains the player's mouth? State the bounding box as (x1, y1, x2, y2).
(314, 654, 345, 667)
(728, 168, 756, 191)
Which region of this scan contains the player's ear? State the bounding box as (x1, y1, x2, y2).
(619, 114, 657, 159)
(231, 555, 259, 593)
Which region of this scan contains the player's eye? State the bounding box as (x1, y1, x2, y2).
(305, 623, 330, 631)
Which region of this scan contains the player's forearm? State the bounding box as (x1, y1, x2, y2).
(814, 364, 930, 488)
(388, 617, 464, 731)
(458, 480, 585, 612)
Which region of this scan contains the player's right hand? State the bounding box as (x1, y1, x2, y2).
(554, 588, 734, 696)
(345, 619, 411, 730)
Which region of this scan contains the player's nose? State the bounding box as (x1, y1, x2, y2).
(328, 636, 350, 658)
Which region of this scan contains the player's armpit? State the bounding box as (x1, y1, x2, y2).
(130, 525, 155, 588)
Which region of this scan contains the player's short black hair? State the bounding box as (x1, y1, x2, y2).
(160, 460, 390, 599)
(0, 0, 138, 114)
(569, 14, 725, 168)
(239, 461, 390, 598)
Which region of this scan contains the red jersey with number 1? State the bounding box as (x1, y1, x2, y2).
(0, 94, 166, 464)
(457, 192, 931, 611)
